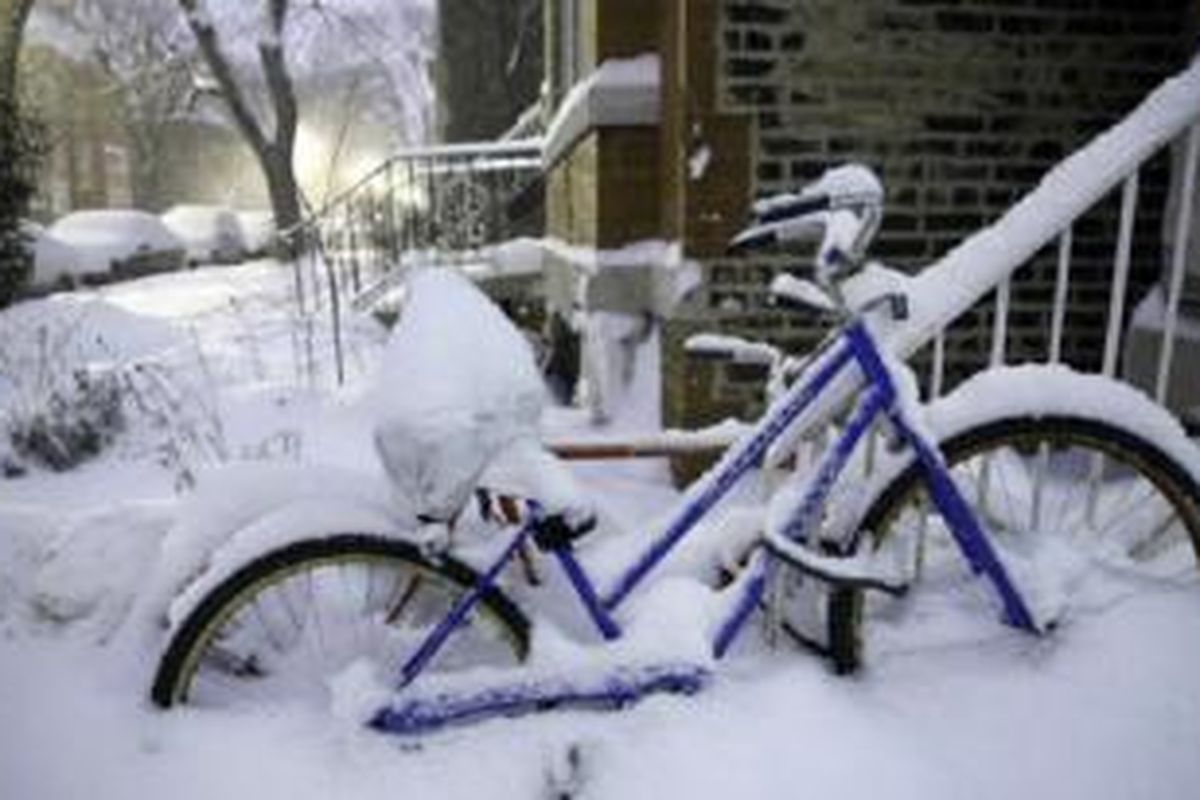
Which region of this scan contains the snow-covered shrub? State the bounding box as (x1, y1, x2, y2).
(0, 296, 229, 481)
(0, 309, 129, 472)
(7, 365, 124, 471)
(118, 360, 229, 490)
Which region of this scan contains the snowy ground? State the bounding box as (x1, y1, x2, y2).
(3, 261, 1200, 799)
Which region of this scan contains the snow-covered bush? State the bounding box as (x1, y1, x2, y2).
(6, 365, 124, 471)
(118, 360, 229, 490)
(0, 305, 130, 472)
(0, 295, 227, 480)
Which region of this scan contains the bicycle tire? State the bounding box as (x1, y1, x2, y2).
(151, 534, 530, 709)
(827, 414, 1200, 673)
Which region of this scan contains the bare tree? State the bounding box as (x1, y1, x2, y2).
(44, 0, 195, 209)
(178, 0, 302, 253)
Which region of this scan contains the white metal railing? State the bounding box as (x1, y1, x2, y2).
(768, 59, 1200, 460)
(888, 59, 1200, 425)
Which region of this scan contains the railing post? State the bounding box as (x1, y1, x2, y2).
(930, 329, 946, 400)
(1100, 170, 1140, 378)
(1156, 122, 1200, 404)
(1048, 226, 1073, 364)
(990, 277, 1011, 367)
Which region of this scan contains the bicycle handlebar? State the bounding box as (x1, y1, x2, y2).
(752, 193, 831, 224)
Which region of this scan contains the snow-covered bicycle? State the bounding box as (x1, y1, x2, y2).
(149, 165, 1200, 735)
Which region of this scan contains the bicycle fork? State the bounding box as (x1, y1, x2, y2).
(848, 323, 1041, 634)
(766, 323, 1042, 640)
(889, 408, 1040, 633)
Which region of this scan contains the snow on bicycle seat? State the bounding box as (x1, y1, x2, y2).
(370, 269, 549, 522)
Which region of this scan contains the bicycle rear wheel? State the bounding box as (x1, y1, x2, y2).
(827, 415, 1200, 673)
(151, 534, 529, 709)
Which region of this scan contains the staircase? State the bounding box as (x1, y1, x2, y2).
(279, 138, 544, 383)
(280, 58, 1200, 426)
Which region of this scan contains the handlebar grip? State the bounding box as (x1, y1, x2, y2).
(755, 193, 830, 224)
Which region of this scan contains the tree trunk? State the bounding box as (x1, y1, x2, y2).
(262, 145, 302, 255)
(178, 0, 303, 258)
(0, 0, 36, 103)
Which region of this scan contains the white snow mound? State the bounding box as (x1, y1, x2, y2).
(370, 268, 547, 519)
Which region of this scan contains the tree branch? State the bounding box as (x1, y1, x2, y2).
(258, 0, 297, 152)
(177, 0, 270, 159)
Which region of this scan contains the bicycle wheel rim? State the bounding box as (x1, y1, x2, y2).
(152, 535, 529, 710)
(836, 416, 1200, 668)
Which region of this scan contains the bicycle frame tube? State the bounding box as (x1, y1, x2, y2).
(603, 337, 857, 611)
(710, 324, 893, 656)
(396, 518, 538, 688)
(847, 323, 1039, 632)
(394, 320, 1037, 693)
(712, 321, 1037, 653)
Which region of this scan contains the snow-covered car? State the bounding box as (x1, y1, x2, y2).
(20, 221, 90, 289)
(235, 210, 276, 257)
(161, 205, 246, 265)
(49, 210, 186, 280)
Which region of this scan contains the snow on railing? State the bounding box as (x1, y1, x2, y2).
(888, 57, 1200, 427)
(279, 139, 544, 385)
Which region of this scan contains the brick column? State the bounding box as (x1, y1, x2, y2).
(659, 0, 754, 483)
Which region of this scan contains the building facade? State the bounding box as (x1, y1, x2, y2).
(540, 0, 1197, 456)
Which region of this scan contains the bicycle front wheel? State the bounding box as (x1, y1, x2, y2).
(151, 534, 530, 710)
(828, 415, 1200, 673)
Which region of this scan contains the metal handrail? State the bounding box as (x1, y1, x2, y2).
(886, 58, 1200, 414)
(282, 137, 546, 387)
(280, 139, 544, 240)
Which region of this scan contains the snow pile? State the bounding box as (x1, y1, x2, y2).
(370, 268, 547, 519)
(0, 293, 185, 371)
(29, 501, 175, 641)
(0, 506, 59, 631)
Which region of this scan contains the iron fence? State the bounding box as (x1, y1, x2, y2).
(280, 139, 544, 385)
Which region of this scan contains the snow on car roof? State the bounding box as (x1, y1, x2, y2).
(50, 209, 183, 250)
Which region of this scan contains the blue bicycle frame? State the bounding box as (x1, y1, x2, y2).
(382, 316, 1039, 717)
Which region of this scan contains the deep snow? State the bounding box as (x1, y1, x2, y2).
(2, 261, 1200, 800)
